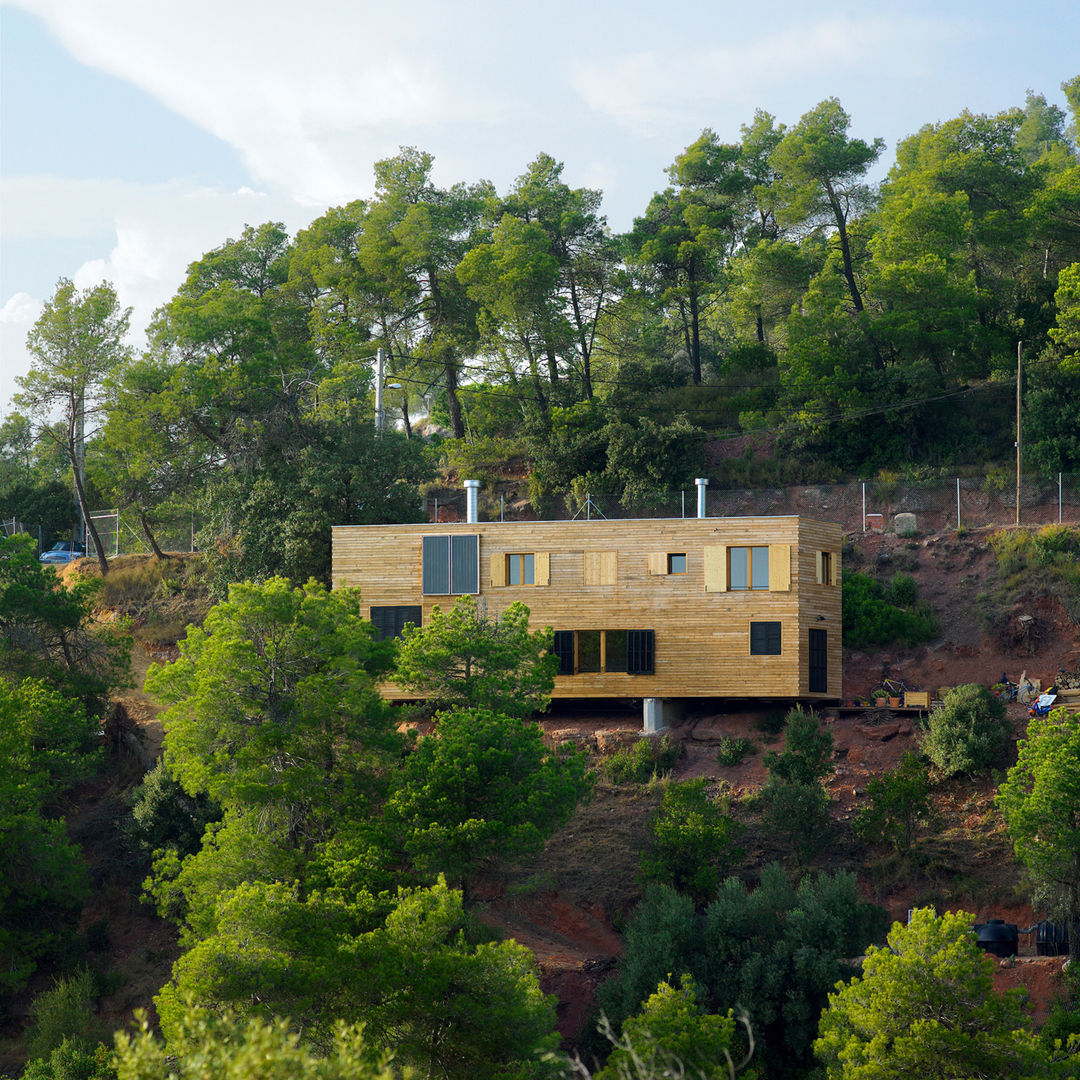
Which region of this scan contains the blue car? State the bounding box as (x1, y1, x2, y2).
(39, 541, 87, 564)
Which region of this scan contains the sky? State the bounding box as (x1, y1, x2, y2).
(1, 0, 1078, 412)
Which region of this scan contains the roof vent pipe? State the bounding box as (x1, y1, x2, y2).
(695, 478, 709, 519)
(464, 480, 481, 524)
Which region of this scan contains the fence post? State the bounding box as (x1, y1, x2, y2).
(1060, 473, 1063, 524)
(861, 482, 866, 533)
(957, 478, 961, 531)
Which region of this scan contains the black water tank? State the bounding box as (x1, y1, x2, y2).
(1037, 921, 1070, 956)
(975, 919, 1018, 958)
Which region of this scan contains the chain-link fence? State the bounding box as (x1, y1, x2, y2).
(430, 473, 1080, 533)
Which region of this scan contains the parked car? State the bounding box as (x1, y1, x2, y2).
(39, 541, 87, 564)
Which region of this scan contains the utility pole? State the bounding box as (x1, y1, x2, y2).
(375, 347, 386, 434)
(1015, 341, 1022, 527)
(75, 389, 86, 544)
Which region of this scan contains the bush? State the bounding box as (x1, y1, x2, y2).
(603, 736, 680, 785)
(853, 751, 932, 853)
(716, 736, 754, 767)
(761, 778, 832, 867)
(639, 780, 743, 905)
(27, 969, 102, 1062)
(842, 570, 938, 650)
(922, 684, 1011, 777)
(763, 707, 834, 786)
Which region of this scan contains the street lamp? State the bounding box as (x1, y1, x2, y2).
(374, 347, 403, 433)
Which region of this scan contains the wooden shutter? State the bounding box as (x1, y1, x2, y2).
(647, 552, 667, 576)
(816, 550, 825, 585)
(704, 545, 728, 592)
(769, 544, 790, 591)
(584, 551, 617, 585)
(583, 551, 600, 585)
(534, 551, 550, 586)
(490, 552, 506, 587)
(830, 551, 839, 586)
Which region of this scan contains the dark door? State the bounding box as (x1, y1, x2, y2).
(808, 628, 828, 693)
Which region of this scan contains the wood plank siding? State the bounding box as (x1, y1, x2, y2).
(332, 516, 842, 702)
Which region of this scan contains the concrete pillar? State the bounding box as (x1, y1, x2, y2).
(643, 698, 666, 734)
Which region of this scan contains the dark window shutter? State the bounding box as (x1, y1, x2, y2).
(422, 536, 450, 594)
(371, 605, 422, 642)
(627, 629, 654, 674)
(750, 621, 782, 655)
(808, 628, 828, 692)
(553, 631, 575, 675)
(450, 534, 479, 594)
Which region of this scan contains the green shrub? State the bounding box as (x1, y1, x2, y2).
(716, 736, 754, 767)
(886, 572, 919, 607)
(843, 570, 938, 650)
(853, 751, 932, 853)
(27, 969, 102, 1062)
(763, 707, 834, 786)
(761, 778, 832, 867)
(603, 735, 680, 785)
(923, 684, 1011, 777)
(639, 780, 742, 905)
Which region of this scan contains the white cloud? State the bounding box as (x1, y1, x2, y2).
(0, 293, 44, 411)
(570, 15, 963, 132)
(10, 0, 489, 205)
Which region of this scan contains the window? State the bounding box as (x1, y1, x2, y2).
(577, 630, 601, 672)
(648, 552, 687, 575)
(750, 621, 782, 655)
(551, 629, 654, 675)
(491, 551, 549, 587)
(729, 546, 769, 590)
(705, 544, 789, 592)
(422, 534, 478, 595)
(605, 630, 628, 672)
(508, 553, 535, 585)
(370, 605, 422, 642)
(817, 550, 837, 585)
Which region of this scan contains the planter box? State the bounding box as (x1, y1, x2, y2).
(905, 691, 930, 708)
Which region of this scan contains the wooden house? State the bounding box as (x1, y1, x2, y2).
(332, 494, 842, 730)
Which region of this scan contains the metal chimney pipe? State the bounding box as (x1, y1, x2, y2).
(695, 478, 709, 519)
(464, 480, 480, 524)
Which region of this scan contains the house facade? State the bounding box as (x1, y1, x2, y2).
(332, 509, 842, 726)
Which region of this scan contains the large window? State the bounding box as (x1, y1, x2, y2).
(749, 621, 782, 655)
(728, 546, 769, 590)
(552, 629, 654, 675)
(422, 534, 478, 595)
(370, 605, 422, 642)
